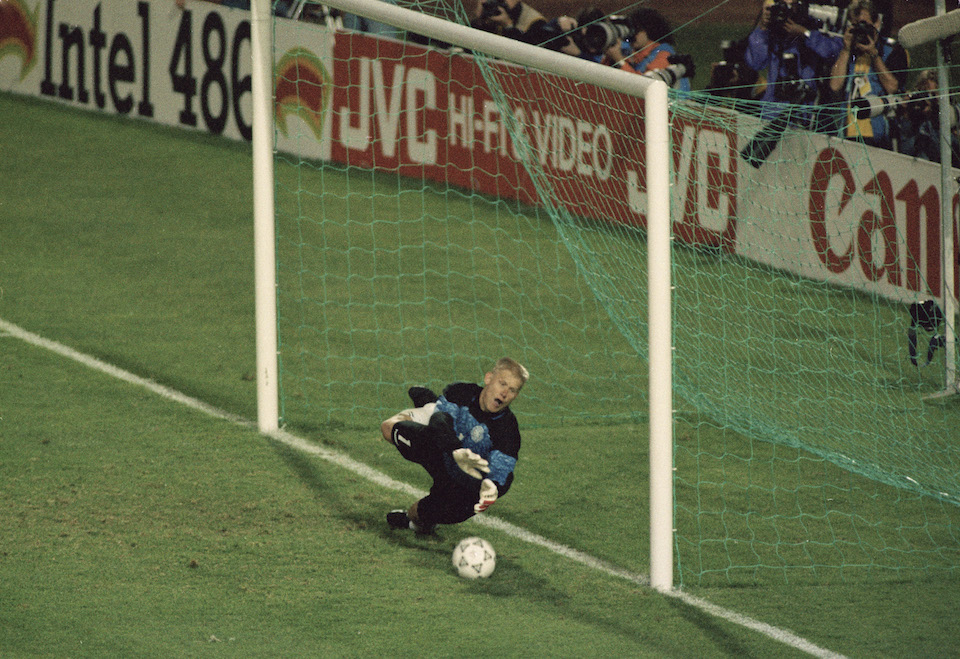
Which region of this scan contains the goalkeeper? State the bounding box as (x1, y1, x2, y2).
(380, 357, 529, 534)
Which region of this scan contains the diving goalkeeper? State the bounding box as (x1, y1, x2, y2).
(380, 357, 529, 534)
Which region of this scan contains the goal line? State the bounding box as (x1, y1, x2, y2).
(0, 316, 842, 658)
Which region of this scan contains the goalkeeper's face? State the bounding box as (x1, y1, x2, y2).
(479, 369, 524, 414)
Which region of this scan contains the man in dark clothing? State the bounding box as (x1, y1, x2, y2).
(380, 357, 529, 534)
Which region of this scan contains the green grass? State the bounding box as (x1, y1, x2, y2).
(268, 95, 960, 588)
(3, 86, 960, 658)
(2, 338, 761, 657)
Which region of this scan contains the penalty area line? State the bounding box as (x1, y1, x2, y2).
(1, 317, 844, 659)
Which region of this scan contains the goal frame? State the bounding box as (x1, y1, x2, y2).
(249, 0, 674, 591)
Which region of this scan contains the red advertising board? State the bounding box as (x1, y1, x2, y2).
(3, 0, 954, 305)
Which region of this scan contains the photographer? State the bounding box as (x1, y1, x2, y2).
(896, 70, 960, 166)
(530, 7, 607, 61)
(744, 0, 843, 122)
(470, 0, 546, 43)
(525, 14, 586, 56)
(568, 7, 607, 61)
(706, 38, 760, 101)
(825, 0, 907, 149)
(602, 9, 691, 91)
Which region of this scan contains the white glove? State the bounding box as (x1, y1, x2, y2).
(452, 448, 490, 479)
(474, 478, 498, 514)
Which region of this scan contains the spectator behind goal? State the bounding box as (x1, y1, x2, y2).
(895, 70, 960, 167)
(743, 0, 844, 124)
(602, 8, 692, 92)
(824, 0, 908, 149)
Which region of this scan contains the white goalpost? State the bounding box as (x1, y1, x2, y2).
(251, 0, 279, 434)
(932, 1, 959, 396)
(900, 2, 960, 396)
(249, 0, 675, 590)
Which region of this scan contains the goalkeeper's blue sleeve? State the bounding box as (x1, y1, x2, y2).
(487, 450, 516, 488)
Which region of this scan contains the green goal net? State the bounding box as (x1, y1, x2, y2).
(270, 0, 960, 585)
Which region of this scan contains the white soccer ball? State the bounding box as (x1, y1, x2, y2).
(452, 536, 496, 579)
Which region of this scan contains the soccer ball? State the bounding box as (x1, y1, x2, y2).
(452, 537, 496, 579)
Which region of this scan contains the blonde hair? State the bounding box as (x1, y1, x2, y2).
(492, 357, 530, 385)
(914, 69, 937, 90)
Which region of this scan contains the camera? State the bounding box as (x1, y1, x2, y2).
(768, 0, 839, 33)
(850, 20, 878, 46)
(903, 89, 936, 123)
(853, 90, 960, 128)
(907, 93, 960, 129)
(575, 15, 636, 56)
(719, 39, 744, 65)
(806, 3, 840, 27)
(643, 54, 695, 88)
(537, 18, 577, 53)
(767, 0, 797, 28)
(480, 0, 506, 20)
(850, 93, 902, 120)
(708, 39, 748, 94)
(774, 52, 816, 104)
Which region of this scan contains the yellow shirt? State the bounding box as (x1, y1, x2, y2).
(846, 57, 874, 139)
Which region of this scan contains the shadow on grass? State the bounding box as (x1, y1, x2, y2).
(268, 435, 687, 649)
(665, 595, 758, 658)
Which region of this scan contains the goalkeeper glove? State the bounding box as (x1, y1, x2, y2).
(452, 448, 490, 479)
(474, 478, 498, 514)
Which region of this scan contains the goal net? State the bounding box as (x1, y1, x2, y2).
(265, 0, 960, 586)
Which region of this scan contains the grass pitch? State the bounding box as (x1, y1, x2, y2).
(2, 89, 959, 657)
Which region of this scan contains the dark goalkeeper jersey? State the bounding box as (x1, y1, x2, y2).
(434, 381, 521, 490)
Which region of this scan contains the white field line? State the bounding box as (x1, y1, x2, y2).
(1, 317, 844, 659)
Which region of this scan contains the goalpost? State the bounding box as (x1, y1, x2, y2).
(249, 0, 675, 589)
(252, 0, 279, 434)
(900, 1, 960, 396)
(251, 0, 960, 588)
